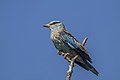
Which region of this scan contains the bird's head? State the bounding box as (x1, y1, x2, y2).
(43, 21, 65, 31)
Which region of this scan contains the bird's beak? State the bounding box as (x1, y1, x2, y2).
(43, 24, 50, 28)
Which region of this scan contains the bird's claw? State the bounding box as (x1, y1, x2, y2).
(63, 53, 69, 59)
(57, 51, 62, 55)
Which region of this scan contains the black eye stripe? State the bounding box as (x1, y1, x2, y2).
(49, 22, 60, 25)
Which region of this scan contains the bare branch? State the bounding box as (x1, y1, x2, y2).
(82, 37, 88, 46)
(66, 55, 78, 80)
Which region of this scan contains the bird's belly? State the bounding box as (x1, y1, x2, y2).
(61, 42, 72, 53)
(53, 39, 71, 53)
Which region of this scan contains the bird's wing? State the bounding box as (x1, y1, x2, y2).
(60, 31, 92, 63)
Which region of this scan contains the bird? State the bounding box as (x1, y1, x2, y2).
(43, 21, 99, 76)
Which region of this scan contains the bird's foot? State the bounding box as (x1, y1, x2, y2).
(57, 51, 62, 55)
(58, 51, 71, 63)
(63, 53, 69, 59)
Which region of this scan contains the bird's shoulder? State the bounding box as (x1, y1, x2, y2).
(64, 31, 87, 51)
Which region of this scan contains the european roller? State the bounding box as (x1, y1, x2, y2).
(43, 21, 99, 76)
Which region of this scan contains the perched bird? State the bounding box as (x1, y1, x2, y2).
(43, 21, 99, 76)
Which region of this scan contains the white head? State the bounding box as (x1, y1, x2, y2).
(43, 21, 65, 31)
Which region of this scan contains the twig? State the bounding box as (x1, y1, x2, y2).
(66, 55, 78, 80)
(82, 37, 88, 46)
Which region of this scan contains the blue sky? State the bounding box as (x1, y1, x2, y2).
(0, 0, 120, 80)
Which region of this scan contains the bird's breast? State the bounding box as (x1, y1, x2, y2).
(50, 32, 71, 53)
(51, 31, 62, 50)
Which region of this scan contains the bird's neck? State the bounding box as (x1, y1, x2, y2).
(51, 27, 65, 32)
(51, 28, 63, 34)
(50, 26, 60, 31)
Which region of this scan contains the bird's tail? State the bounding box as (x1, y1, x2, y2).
(76, 61, 99, 76)
(87, 62, 99, 76)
